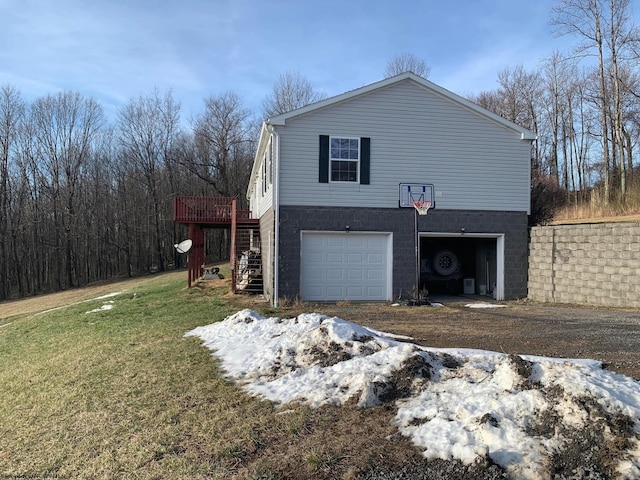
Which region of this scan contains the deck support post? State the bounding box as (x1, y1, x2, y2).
(187, 224, 205, 288)
(230, 198, 237, 292)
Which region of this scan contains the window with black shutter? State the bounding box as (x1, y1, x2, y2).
(319, 135, 370, 184)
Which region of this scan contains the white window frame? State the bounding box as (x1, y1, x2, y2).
(261, 152, 267, 196)
(329, 136, 360, 183)
(268, 137, 273, 185)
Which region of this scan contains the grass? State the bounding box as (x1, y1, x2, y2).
(552, 201, 640, 223)
(0, 270, 426, 480)
(552, 182, 640, 224)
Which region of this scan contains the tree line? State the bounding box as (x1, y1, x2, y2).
(468, 0, 640, 223)
(0, 87, 258, 300)
(2, 0, 639, 300)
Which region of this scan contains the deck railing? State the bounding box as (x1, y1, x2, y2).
(174, 195, 261, 294)
(173, 196, 254, 224)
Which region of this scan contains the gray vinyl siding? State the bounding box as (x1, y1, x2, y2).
(276, 80, 531, 213)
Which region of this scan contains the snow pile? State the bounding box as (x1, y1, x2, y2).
(186, 309, 640, 479)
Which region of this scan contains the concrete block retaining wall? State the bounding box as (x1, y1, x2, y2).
(528, 222, 640, 308)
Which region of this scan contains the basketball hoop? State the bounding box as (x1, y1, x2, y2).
(412, 200, 432, 216)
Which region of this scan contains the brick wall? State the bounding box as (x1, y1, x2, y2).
(528, 222, 640, 308)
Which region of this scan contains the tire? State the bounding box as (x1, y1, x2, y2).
(432, 250, 459, 276)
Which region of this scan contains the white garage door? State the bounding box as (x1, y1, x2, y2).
(300, 232, 392, 301)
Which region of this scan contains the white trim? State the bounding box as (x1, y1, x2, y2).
(270, 127, 281, 307)
(496, 235, 505, 300)
(419, 232, 505, 301)
(329, 135, 360, 183)
(247, 123, 270, 201)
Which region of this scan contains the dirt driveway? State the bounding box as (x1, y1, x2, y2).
(0, 271, 186, 321)
(282, 294, 640, 381)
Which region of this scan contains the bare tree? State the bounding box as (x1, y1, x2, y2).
(618, 67, 640, 183)
(384, 53, 430, 78)
(570, 71, 596, 196)
(541, 51, 575, 186)
(1, 85, 257, 299)
(261, 71, 326, 118)
(188, 92, 256, 202)
(14, 104, 42, 294)
(29, 91, 104, 289)
(481, 65, 544, 178)
(606, 0, 640, 200)
(0, 85, 25, 299)
(495, 65, 542, 129)
(470, 90, 504, 114)
(118, 89, 181, 272)
(553, 0, 610, 202)
(80, 127, 122, 282)
(551, 0, 639, 204)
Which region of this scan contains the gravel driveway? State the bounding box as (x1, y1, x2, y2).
(289, 295, 640, 381)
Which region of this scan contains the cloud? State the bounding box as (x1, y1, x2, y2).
(0, 0, 573, 121)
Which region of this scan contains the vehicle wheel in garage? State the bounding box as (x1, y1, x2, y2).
(432, 250, 459, 276)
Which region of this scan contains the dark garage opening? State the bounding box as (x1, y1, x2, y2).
(420, 235, 497, 296)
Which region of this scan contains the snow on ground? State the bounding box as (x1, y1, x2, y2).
(186, 309, 640, 479)
(465, 302, 507, 309)
(94, 292, 122, 300)
(36, 292, 123, 316)
(86, 301, 115, 313)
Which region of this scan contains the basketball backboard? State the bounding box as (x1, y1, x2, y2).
(399, 183, 435, 208)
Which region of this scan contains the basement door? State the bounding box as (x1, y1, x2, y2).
(300, 231, 392, 301)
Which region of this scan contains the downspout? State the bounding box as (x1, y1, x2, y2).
(268, 124, 281, 308)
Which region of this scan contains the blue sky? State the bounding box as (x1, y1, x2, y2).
(1, 0, 576, 122)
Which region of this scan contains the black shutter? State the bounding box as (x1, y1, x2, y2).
(319, 135, 329, 183)
(360, 137, 370, 185)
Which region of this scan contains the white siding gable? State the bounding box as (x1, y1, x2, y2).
(248, 131, 275, 218)
(274, 79, 532, 213)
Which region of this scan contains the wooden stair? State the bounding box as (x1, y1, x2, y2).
(232, 220, 262, 294)
(173, 196, 262, 294)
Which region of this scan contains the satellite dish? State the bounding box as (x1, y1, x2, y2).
(174, 239, 192, 254)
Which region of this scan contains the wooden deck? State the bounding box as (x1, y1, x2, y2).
(173, 196, 256, 226)
(173, 196, 260, 292)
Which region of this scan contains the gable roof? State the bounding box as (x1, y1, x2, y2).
(266, 72, 537, 141)
(248, 72, 536, 200)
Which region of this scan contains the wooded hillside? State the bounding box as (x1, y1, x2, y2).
(468, 0, 640, 225)
(3, 0, 640, 300)
(0, 88, 256, 300)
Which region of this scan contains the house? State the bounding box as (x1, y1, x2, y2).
(247, 72, 535, 306)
